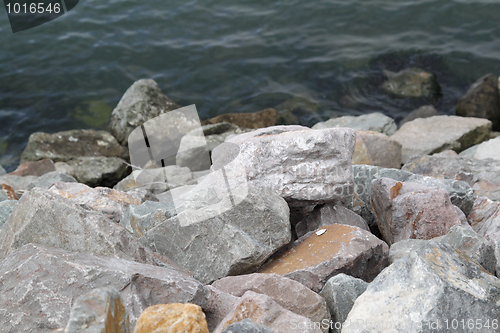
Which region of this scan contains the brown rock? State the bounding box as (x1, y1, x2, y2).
(134, 303, 208, 333)
(212, 273, 330, 333)
(258, 224, 389, 292)
(353, 130, 402, 168)
(203, 108, 277, 129)
(1, 183, 18, 200)
(9, 159, 56, 177)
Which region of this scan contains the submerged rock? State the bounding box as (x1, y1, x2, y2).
(203, 108, 277, 129)
(312, 112, 397, 136)
(398, 105, 438, 128)
(382, 67, 440, 98)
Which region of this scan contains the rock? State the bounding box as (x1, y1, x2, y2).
(391, 115, 492, 163)
(200, 122, 252, 152)
(133, 303, 208, 333)
(398, 105, 439, 128)
(402, 155, 500, 201)
(0, 188, 168, 267)
(212, 126, 356, 206)
(120, 200, 177, 238)
(382, 67, 440, 98)
(140, 181, 291, 284)
(274, 96, 320, 126)
(48, 182, 140, 223)
(0, 244, 208, 332)
(352, 130, 402, 168)
(20, 129, 127, 164)
(214, 291, 323, 333)
(212, 273, 330, 333)
(0, 171, 77, 198)
(259, 224, 389, 292)
(319, 273, 368, 332)
(371, 178, 463, 246)
(0, 200, 16, 231)
(342, 241, 500, 333)
(349, 164, 475, 229)
(221, 319, 275, 333)
(433, 149, 459, 157)
(388, 239, 428, 264)
(109, 79, 181, 146)
(65, 287, 130, 333)
(55, 156, 130, 188)
(204, 286, 240, 332)
(456, 73, 500, 131)
(125, 188, 159, 204)
(295, 203, 369, 239)
(9, 158, 55, 176)
(202, 108, 277, 129)
(459, 136, 500, 161)
(312, 112, 397, 136)
(0, 165, 5, 176)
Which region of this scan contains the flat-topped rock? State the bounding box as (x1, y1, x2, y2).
(312, 112, 397, 136)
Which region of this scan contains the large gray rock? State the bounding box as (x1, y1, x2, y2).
(403, 155, 500, 201)
(399, 105, 439, 128)
(0, 200, 16, 231)
(389, 239, 429, 264)
(0, 171, 77, 198)
(456, 73, 500, 131)
(20, 129, 127, 164)
(0, 244, 208, 332)
(371, 178, 463, 246)
(319, 273, 368, 333)
(312, 112, 397, 136)
(109, 79, 181, 146)
(342, 241, 500, 333)
(382, 67, 440, 98)
(459, 136, 500, 161)
(120, 200, 177, 238)
(391, 115, 492, 163)
(221, 319, 275, 333)
(352, 130, 402, 168)
(212, 126, 356, 206)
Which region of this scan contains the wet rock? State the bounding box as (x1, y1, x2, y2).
(20, 129, 127, 163)
(388, 239, 428, 264)
(0, 171, 77, 198)
(212, 273, 330, 333)
(456, 73, 500, 131)
(213, 291, 323, 333)
(371, 178, 463, 246)
(109, 79, 181, 146)
(9, 158, 55, 177)
(382, 67, 440, 98)
(259, 224, 389, 292)
(0, 200, 16, 231)
(0, 244, 208, 332)
(352, 130, 402, 168)
(134, 303, 208, 333)
(120, 200, 177, 238)
(212, 126, 356, 206)
(342, 241, 500, 333)
(391, 115, 492, 163)
(65, 287, 130, 333)
(398, 105, 438, 128)
(295, 203, 369, 239)
(459, 136, 500, 161)
(274, 96, 320, 126)
(221, 319, 275, 333)
(312, 112, 397, 136)
(203, 108, 277, 129)
(319, 273, 368, 332)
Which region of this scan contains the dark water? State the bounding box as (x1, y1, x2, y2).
(1, 0, 500, 170)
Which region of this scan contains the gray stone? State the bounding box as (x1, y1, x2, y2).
(0, 171, 77, 198)
(109, 79, 181, 146)
(65, 287, 130, 333)
(459, 136, 500, 161)
(125, 188, 159, 204)
(221, 319, 275, 333)
(433, 149, 459, 157)
(391, 115, 492, 163)
(382, 67, 440, 98)
(352, 130, 402, 168)
(389, 239, 428, 264)
(204, 286, 240, 332)
(342, 241, 500, 333)
(312, 112, 397, 136)
(0, 200, 16, 231)
(399, 105, 439, 128)
(0, 244, 208, 332)
(456, 73, 500, 131)
(0, 190, 8, 203)
(120, 200, 177, 238)
(0, 165, 5, 176)
(20, 129, 127, 164)
(319, 273, 368, 332)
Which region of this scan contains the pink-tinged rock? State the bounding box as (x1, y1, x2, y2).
(203, 286, 239, 332)
(9, 158, 56, 177)
(213, 291, 323, 333)
(258, 224, 389, 292)
(212, 273, 330, 333)
(371, 178, 463, 246)
(353, 130, 402, 169)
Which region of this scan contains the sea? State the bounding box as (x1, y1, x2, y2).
(1, 0, 500, 170)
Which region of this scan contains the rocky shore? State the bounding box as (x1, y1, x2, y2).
(1, 70, 500, 333)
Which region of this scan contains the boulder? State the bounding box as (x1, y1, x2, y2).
(65, 287, 130, 333)
(312, 112, 397, 136)
(212, 126, 356, 206)
(20, 129, 127, 163)
(202, 108, 277, 129)
(259, 224, 389, 292)
(319, 273, 368, 332)
(388, 239, 428, 264)
(352, 130, 402, 168)
(398, 105, 438, 128)
(0, 171, 77, 198)
(371, 178, 463, 246)
(0, 244, 208, 332)
(204, 286, 240, 332)
(213, 291, 323, 333)
(342, 241, 500, 333)
(295, 203, 369, 239)
(9, 158, 55, 176)
(109, 79, 181, 146)
(391, 115, 492, 163)
(221, 319, 275, 333)
(456, 73, 500, 131)
(120, 200, 177, 238)
(212, 273, 330, 333)
(0, 200, 16, 231)
(459, 136, 500, 161)
(382, 67, 440, 98)
(133, 304, 208, 333)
